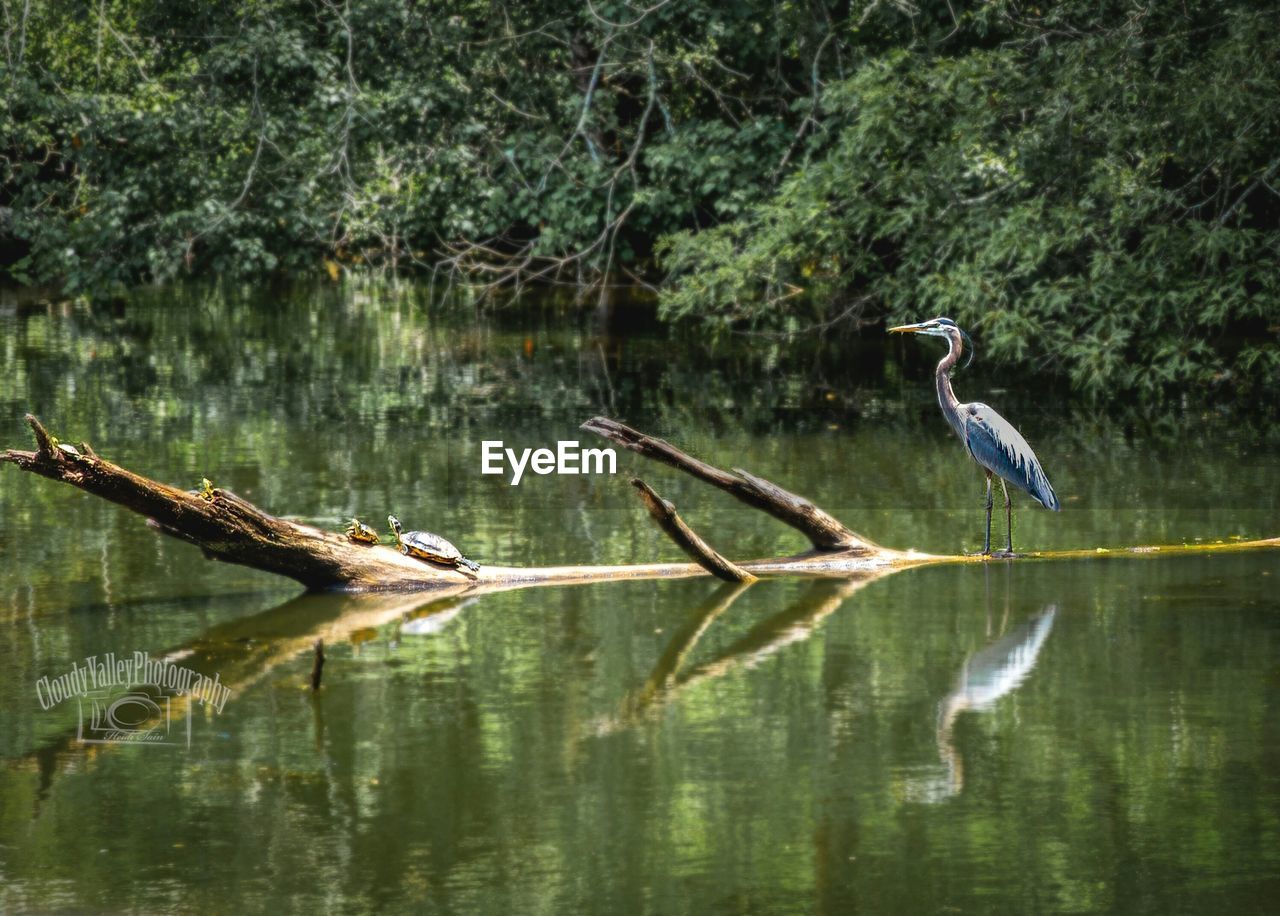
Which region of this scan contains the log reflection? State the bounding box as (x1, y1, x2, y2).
(18, 589, 473, 811)
(597, 577, 871, 734)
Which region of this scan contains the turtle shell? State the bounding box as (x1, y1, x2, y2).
(400, 530, 462, 563)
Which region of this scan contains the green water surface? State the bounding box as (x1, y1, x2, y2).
(1, 285, 1277, 914)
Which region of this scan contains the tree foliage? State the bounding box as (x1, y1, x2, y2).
(1, 0, 834, 290)
(659, 2, 1280, 400)
(1, 1, 1277, 400)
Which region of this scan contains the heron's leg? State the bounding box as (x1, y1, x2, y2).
(983, 471, 993, 556)
(1000, 478, 1013, 554)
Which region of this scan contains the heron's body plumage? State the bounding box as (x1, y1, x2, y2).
(960, 402, 1060, 511)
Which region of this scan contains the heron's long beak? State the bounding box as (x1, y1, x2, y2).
(888, 321, 928, 334)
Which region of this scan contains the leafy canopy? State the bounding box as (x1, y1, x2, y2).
(1, 1, 1277, 401)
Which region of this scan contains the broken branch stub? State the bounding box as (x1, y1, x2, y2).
(631, 478, 755, 583)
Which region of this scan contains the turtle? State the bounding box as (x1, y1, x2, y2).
(388, 515, 480, 577)
(197, 477, 216, 501)
(345, 517, 380, 546)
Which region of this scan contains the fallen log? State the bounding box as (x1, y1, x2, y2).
(3, 413, 1277, 593)
(2, 414, 914, 591)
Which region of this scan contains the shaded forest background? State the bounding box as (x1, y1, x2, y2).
(2, 0, 1277, 401)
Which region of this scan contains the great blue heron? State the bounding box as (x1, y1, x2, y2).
(889, 317, 1060, 555)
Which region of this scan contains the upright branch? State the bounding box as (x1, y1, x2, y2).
(310, 639, 326, 691)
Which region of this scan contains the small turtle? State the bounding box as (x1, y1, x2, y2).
(388, 515, 480, 578)
(47, 436, 83, 460)
(198, 477, 216, 501)
(345, 517, 380, 546)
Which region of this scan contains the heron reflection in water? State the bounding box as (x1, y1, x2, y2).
(908, 603, 1057, 803)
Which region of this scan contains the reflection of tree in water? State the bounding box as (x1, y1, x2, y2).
(1, 284, 876, 435)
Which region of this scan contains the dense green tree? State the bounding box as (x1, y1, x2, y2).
(1, 1, 1277, 400)
(1, 0, 837, 286)
(658, 2, 1280, 400)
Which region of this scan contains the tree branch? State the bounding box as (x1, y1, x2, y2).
(631, 477, 755, 582)
(582, 416, 874, 551)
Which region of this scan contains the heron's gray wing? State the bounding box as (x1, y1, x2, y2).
(961, 403, 1060, 510)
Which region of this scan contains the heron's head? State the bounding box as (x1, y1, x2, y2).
(888, 317, 974, 368)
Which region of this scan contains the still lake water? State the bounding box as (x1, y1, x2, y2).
(1, 284, 1278, 913)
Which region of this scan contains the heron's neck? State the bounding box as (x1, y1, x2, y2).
(937, 696, 967, 796)
(936, 334, 965, 438)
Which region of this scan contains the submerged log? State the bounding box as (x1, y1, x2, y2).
(3, 413, 1277, 593)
